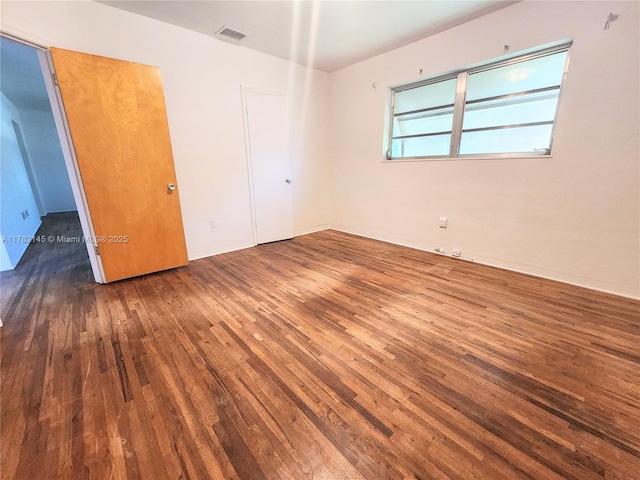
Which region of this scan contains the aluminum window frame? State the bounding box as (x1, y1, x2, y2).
(386, 42, 572, 161)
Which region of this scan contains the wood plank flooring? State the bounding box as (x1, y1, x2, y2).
(1, 213, 639, 479)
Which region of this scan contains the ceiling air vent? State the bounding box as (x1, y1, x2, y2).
(216, 26, 247, 41)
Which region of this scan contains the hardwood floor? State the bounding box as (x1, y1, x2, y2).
(2, 214, 639, 479)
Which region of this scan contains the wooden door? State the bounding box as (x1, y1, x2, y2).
(245, 90, 294, 244)
(50, 48, 188, 282)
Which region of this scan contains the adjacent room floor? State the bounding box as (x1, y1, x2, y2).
(1, 214, 639, 479)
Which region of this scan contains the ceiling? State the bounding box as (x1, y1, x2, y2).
(99, 0, 519, 72)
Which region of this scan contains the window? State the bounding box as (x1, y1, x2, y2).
(387, 43, 571, 160)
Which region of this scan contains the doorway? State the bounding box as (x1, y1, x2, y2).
(0, 35, 84, 274)
(2, 34, 190, 284)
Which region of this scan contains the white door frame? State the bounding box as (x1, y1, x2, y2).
(1, 31, 105, 283)
(240, 85, 293, 246)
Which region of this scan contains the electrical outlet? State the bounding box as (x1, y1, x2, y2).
(439, 217, 448, 228)
(452, 250, 461, 257)
(209, 219, 216, 229)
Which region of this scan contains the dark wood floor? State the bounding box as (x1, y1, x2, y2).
(1, 213, 639, 479)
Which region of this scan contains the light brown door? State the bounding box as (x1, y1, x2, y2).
(50, 48, 188, 282)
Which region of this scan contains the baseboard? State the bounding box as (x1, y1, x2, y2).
(188, 240, 254, 262)
(295, 224, 331, 236)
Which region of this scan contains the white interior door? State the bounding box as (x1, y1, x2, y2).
(244, 90, 294, 244)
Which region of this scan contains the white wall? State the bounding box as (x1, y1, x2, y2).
(328, 0, 640, 299)
(19, 108, 75, 214)
(1, 0, 331, 260)
(0, 92, 42, 270)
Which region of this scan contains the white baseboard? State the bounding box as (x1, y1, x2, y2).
(295, 223, 331, 236)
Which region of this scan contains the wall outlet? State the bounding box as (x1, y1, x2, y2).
(452, 250, 461, 257)
(209, 219, 216, 229)
(439, 217, 448, 228)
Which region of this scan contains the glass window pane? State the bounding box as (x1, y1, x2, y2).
(466, 51, 567, 101)
(392, 134, 451, 157)
(387, 44, 569, 159)
(463, 91, 559, 130)
(395, 107, 454, 137)
(459, 124, 553, 155)
(394, 78, 457, 114)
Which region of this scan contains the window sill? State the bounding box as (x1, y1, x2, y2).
(382, 153, 553, 163)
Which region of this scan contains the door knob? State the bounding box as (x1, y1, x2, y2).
(285, 179, 292, 184)
(167, 183, 176, 192)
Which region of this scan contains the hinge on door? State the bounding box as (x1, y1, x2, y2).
(52, 73, 59, 86)
(94, 244, 100, 256)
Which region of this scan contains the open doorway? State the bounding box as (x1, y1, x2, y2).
(0, 36, 89, 282)
(2, 34, 190, 288)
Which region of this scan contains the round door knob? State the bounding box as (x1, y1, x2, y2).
(285, 179, 292, 184)
(167, 183, 176, 192)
